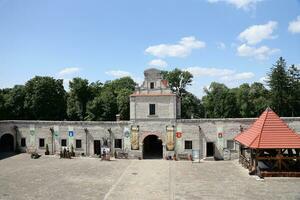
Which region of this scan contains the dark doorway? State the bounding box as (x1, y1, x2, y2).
(94, 140, 101, 155)
(0, 134, 14, 152)
(143, 135, 162, 159)
(206, 142, 214, 157)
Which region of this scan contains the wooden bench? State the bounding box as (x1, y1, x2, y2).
(178, 153, 190, 160)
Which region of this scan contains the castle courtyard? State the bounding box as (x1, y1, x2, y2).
(0, 154, 299, 200)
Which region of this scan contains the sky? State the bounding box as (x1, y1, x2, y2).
(0, 0, 299, 97)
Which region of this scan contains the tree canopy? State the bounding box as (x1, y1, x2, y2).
(0, 57, 299, 120)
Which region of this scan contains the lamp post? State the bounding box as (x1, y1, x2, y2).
(108, 128, 113, 156)
(49, 127, 54, 155)
(84, 128, 88, 156)
(13, 126, 19, 153)
(198, 126, 201, 163)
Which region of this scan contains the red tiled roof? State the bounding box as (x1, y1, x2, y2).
(234, 108, 300, 149)
(130, 93, 176, 97)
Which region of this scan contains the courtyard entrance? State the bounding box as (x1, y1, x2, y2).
(143, 135, 162, 159)
(0, 134, 14, 152)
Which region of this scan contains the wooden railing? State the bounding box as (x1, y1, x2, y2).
(239, 155, 251, 170)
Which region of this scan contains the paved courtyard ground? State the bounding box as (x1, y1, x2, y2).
(0, 154, 300, 200)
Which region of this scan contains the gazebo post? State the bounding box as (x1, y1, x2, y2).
(277, 149, 282, 171)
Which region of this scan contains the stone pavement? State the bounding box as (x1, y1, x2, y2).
(0, 154, 300, 200)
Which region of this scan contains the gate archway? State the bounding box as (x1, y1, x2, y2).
(143, 135, 162, 159)
(0, 134, 14, 152)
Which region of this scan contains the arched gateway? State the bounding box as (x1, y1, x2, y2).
(143, 135, 163, 159)
(0, 134, 14, 152)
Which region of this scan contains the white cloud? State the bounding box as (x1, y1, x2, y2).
(185, 67, 235, 77)
(259, 76, 268, 83)
(148, 59, 168, 68)
(207, 0, 263, 10)
(288, 16, 300, 34)
(217, 42, 226, 49)
(237, 43, 279, 60)
(145, 36, 205, 58)
(58, 67, 80, 77)
(238, 21, 278, 45)
(105, 70, 131, 78)
(105, 70, 143, 85)
(221, 72, 255, 81)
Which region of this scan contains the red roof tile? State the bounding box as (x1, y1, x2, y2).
(234, 108, 300, 149)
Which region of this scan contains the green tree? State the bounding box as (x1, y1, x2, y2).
(181, 92, 204, 119)
(109, 77, 136, 95)
(236, 83, 254, 117)
(3, 85, 26, 119)
(161, 68, 193, 97)
(24, 76, 66, 120)
(117, 88, 132, 120)
(0, 90, 6, 120)
(86, 89, 117, 121)
(268, 57, 290, 116)
(68, 78, 92, 120)
(249, 82, 270, 117)
(287, 64, 300, 116)
(202, 82, 238, 118)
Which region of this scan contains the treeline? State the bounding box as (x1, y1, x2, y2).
(0, 57, 299, 121)
(0, 76, 135, 121)
(204, 57, 300, 118)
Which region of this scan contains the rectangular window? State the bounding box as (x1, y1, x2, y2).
(61, 139, 67, 147)
(114, 139, 122, 148)
(185, 140, 192, 149)
(39, 138, 45, 148)
(149, 104, 156, 115)
(76, 139, 82, 149)
(227, 140, 235, 150)
(150, 82, 154, 89)
(21, 138, 26, 147)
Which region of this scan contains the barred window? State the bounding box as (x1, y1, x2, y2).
(185, 140, 192, 149)
(114, 139, 122, 148)
(76, 139, 82, 149)
(61, 139, 67, 147)
(39, 138, 45, 148)
(149, 104, 156, 115)
(227, 140, 235, 150)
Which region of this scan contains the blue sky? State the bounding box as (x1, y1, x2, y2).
(0, 0, 299, 97)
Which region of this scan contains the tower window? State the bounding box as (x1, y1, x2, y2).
(150, 82, 154, 89)
(149, 104, 156, 115)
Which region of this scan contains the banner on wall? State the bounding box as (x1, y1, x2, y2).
(29, 124, 35, 147)
(68, 126, 74, 147)
(216, 126, 224, 150)
(176, 126, 183, 151)
(131, 127, 139, 150)
(166, 126, 175, 151)
(54, 126, 60, 152)
(123, 127, 131, 152)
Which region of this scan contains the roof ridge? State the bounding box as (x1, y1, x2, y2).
(256, 109, 269, 148)
(248, 134, 260, 148)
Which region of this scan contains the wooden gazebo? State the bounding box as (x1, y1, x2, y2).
(234, 108, 300, 177)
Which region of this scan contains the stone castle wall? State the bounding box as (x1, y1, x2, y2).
(1, 117, 300, 159)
